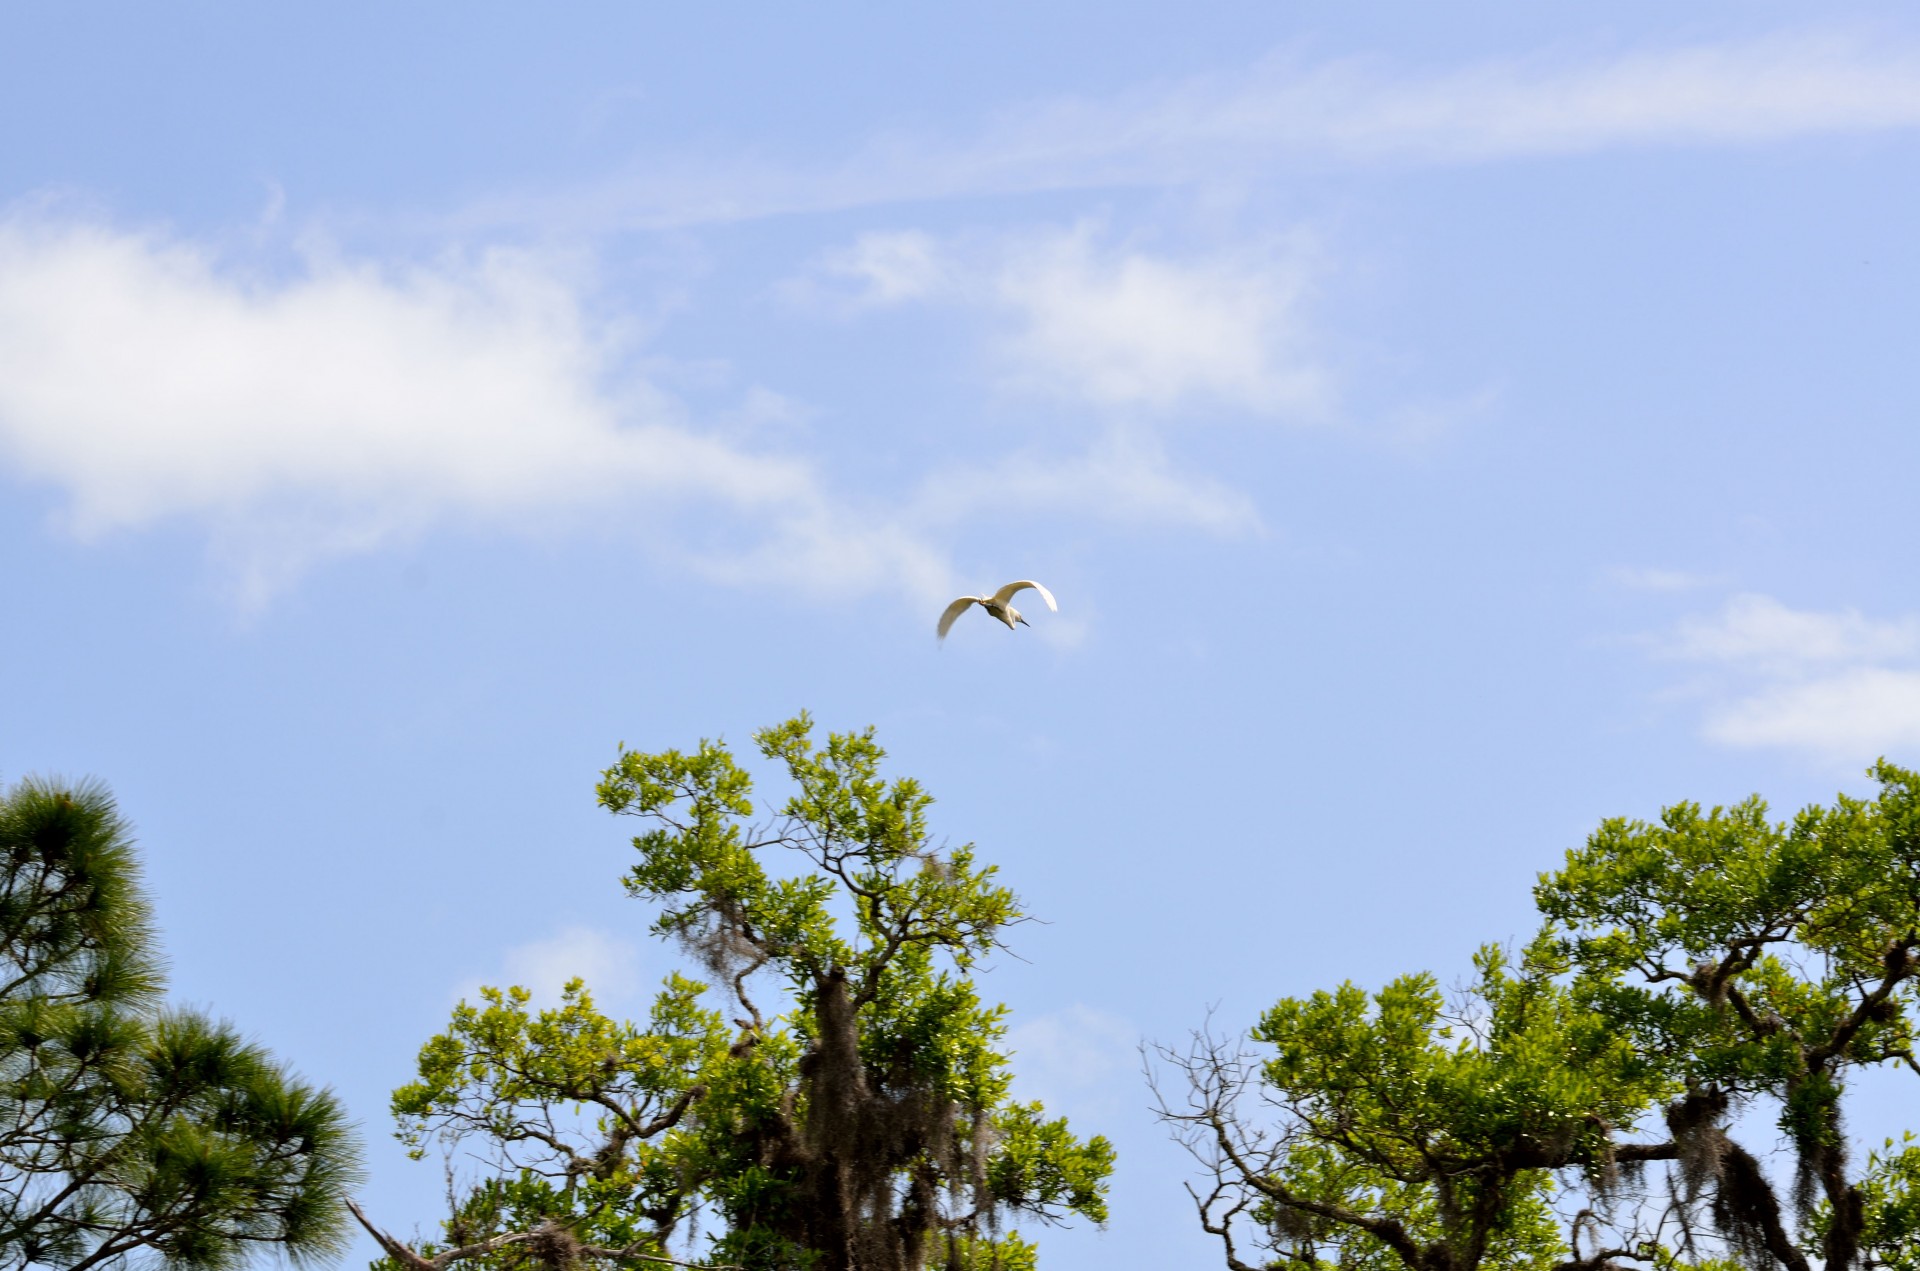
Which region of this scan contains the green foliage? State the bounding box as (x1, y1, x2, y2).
(1529, 761, 1920, 1271)
(1166, 763, 1920, 1271)
(0, 777, 360, 1271)
(1829, 1136, 1920, 1271)
(1162, 951, 1654, 1271)
(385, 974, 732, 1269)
(378, 715, 1111, 1271)
(982, 1103, 1115, 1224)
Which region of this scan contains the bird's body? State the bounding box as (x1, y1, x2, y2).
(938, 581, 1057, 640)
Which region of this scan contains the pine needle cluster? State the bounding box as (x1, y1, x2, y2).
(0, 778, 361, 1271)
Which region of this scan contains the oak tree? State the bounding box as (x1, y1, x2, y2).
(359, 715, 1111, 1271)
(1159, 761, 1920, 1271)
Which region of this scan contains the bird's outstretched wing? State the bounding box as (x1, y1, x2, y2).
(937, 596, 979, 640)
(990, 580, 1057, 612)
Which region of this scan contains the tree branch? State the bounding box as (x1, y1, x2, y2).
(1206, 1112, 1431, 1271)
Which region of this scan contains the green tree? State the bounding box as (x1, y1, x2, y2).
(1159, 762, 1920, 1271)
(0, 777, 361, 1271)
(356, 715, 1111, 1271)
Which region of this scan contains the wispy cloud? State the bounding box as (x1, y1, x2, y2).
(1154, 31, 1920, 164)
(914, 431, 1262, 537)
(991, 226, 1327, 416)
(1656, 593, 1920, 764)
(1006, 1004, 1138, 1119)
(782, 223, 1296, 546)
(1667, 593, 1920, 675)
(1701, 669, 1920, 759)
(791, 223, 1329, 421)
(793, 230, 953, 311)
(450, 30, 1920, 233)
(0, 213, 954, 606)
(1606, 565, 1724, 594)
(680, 502, 962, 612)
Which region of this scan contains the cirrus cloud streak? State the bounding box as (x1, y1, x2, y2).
(450, 30, 1920, 234)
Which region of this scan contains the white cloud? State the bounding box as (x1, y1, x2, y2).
(456, 925, 647, 1010)
(1006, 1005, 1138, 1117)
(0, 214, 953, 606)
(782, 225, 1288, 548)
(1606, 565, 1721, 593)
(1667, 593, 1920, 673)
(803, 230, 952, 309)
(777, 224, 1304, 563)
(915, 430, 1262, 537)
(691, 429, 1261, 624)
(790, 224, 1328, 419)
(993, 226, 1327, 415)
(683, 502, 960, 611)
(1703, 669, 1920, 759)
(1655, 594, 1920, 764)
(1082, 31, 1920, 168)
(0, 212, 1284, 624)
(455, 31, 1920, 232)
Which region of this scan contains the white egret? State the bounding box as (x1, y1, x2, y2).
(937, 581, 1057, 640)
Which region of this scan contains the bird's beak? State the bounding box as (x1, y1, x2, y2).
(1016, 614, 1028, 626)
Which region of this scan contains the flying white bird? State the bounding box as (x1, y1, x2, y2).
(937, 581, 1058, 641)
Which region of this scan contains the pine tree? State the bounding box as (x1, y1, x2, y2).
(0, 777, 361, 1271)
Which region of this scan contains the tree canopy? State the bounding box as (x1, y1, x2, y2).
(1158, 761, 1920, 1271)
(0, 777, 360, 1271)
(359, 714, 1111, 1271)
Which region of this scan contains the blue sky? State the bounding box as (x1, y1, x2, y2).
(7, 4, 1920, 1267)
